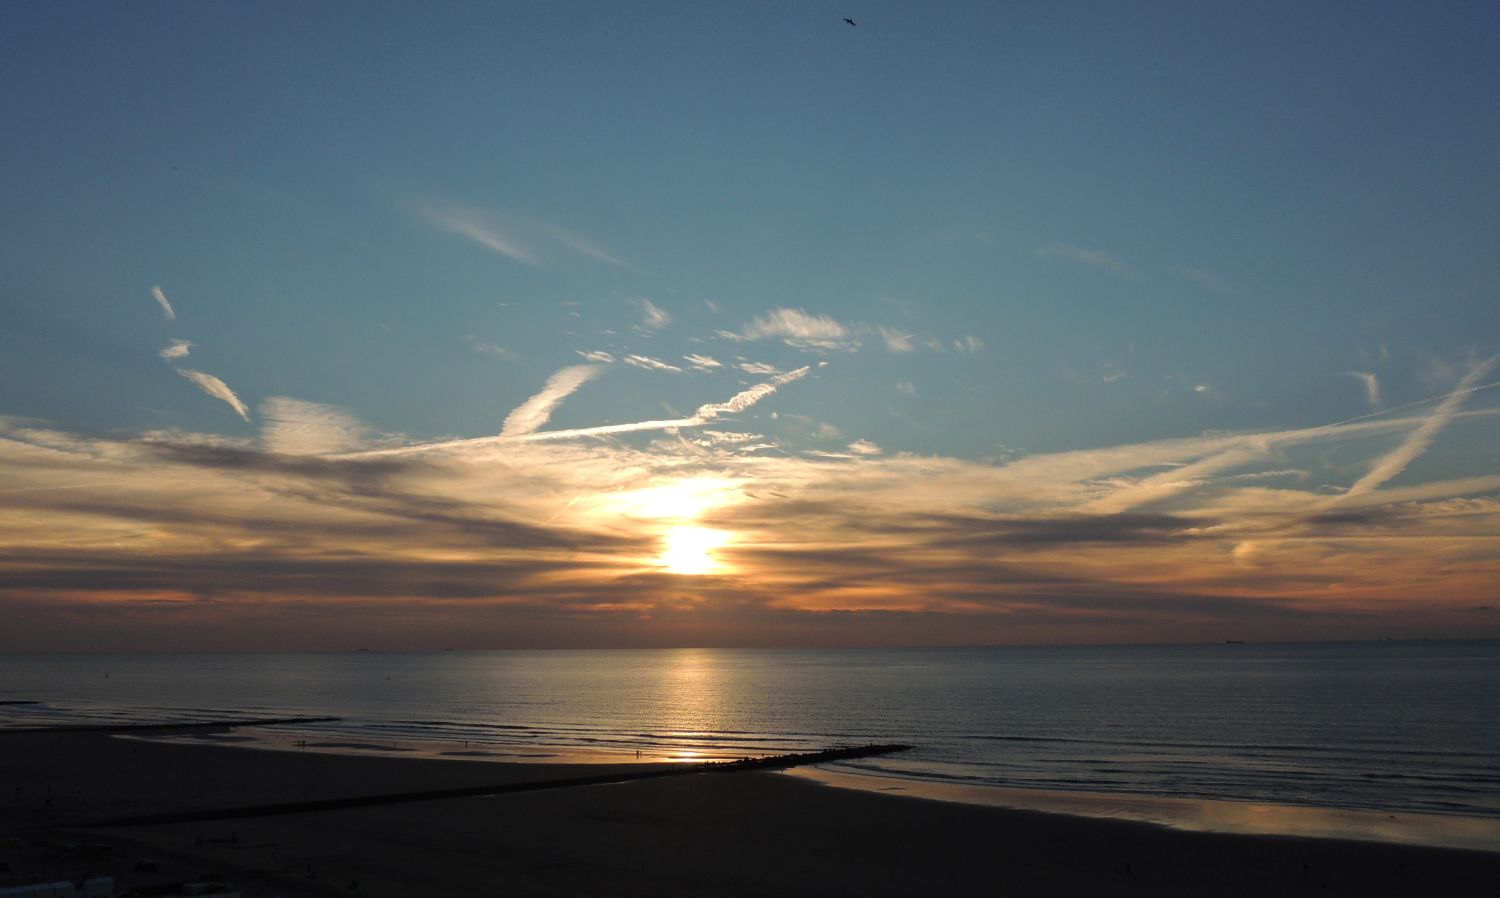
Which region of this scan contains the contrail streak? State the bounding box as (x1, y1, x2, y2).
(1345, 355, 1499, 498)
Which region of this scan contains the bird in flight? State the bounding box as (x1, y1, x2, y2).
(844, 18, 856, 27)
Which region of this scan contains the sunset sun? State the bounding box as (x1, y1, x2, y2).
(658, 526, 731, 575)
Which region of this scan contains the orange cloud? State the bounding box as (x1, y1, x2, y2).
(2, 385, 1499, 649)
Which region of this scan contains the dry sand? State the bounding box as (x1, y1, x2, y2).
(2, 730, 1497, 897)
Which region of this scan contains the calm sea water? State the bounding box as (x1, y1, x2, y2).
(3, 642, 1498, 820)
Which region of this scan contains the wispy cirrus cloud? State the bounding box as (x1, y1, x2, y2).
(5, 382, 1498, 649)
(1343, 371, 1382, 408)
(159, 339, 193, 361)
(1038, 242, 1133, 278)
(623, 354, 683, 373)
(464, 335, 517, 360)
(150, 286, 177, 320)
(1344, 355, 1498, 498)
(1098, 362, 1129, 384)
(500, 364, 602, 437)
(723, 311, 966, 357)
(637, 298, 672, 331)
(728, 308, 857, 352)
(539, 223, 631, 268)
(1082, 447, 1267, 515)
(1175, 264, 1236, 293)
(684, 353, 721, 371)
(415, 199, 630, 269)
(879, 327, 915, 353)
(359, 366, 814, 453)
(177, 369, 250, 421)
(261, 397, 366, 455)
(417, 201, 538, 264)
(737, 361, 781, 376)
(577, 349, 616, 364)
(513, 367, 812, 443)
(694, 367, 810, 419)
(700, 430, 761, 445)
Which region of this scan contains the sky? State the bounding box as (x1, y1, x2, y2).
(2, 1, 1499, 650)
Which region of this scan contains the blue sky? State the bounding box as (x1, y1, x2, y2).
(3, 2, 1499, 648)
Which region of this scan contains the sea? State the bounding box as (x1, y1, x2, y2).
(4, 641, 1499, 847)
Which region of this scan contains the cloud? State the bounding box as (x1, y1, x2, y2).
(417, 200, 631, 269)
(464, 336, 516, 360)
(515, 367, 811, 442)
(1038, 243, 1132, 277)
(577, 350, 616, 364)
(695, 367, 810, 419)
(348, 366, 817, 454)
(896, 381, 917, 396)
(150, 286, 177, 320)
(1343, 371, 1382, 407)
(1100, 362, 1128, 383)
(869, 512, 1206, 548)
(261, 397, 365, 455)
(1083, 447, 1266, 514)
(5, 384, 1500, 649)
(1326, 378, 1500, 430)
(417, 202, 538, 264)
(158, 339, 193, 361)
(879, 327, 915, 353)
(684, 353, 721, 371)
(638, 299, 672, 331)
(954, 335, 984, 353)
(177, 369, 250, 421)
(736, 308, 856, 352)
(500, 364, 602, 437)
(1176, 265, 1236, 293)
(623, 354, 683, 373)
(700, 430, 760, 444)
(737, 362, 781, 376)
(539, 224, 630, 268)
(509, 416, 703, 442)
(1345, 354, 1499, 498)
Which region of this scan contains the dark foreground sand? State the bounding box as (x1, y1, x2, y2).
(2, 730, 1497, 897)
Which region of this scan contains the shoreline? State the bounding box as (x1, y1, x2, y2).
(787, 765, 1500, 854)
(121, 724, 1500, 854)
(3, 730, 1498, 896)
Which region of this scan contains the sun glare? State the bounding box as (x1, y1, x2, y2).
(613, 479, 731, 520)
(659, 526, 730, 575)
(597, 478, 742, 574)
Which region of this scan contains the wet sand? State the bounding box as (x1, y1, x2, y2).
(2, 730, 1497, 897)
(788, 766, 1500, 853)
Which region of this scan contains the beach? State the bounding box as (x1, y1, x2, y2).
(2, 729, 1498, 897)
